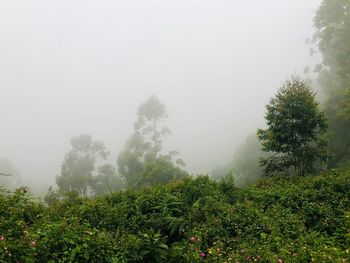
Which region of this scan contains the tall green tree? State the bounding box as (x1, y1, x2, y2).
(117, 96, 187, 189)
(257, 76, 328, 176)
(56, 134, 109, 196)
(313, 0, 350, 167)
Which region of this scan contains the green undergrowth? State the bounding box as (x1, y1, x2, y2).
(1, 170, 349, 262)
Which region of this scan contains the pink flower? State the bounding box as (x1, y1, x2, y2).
(190, 236, 196, 241)
(0, 236, 4, 241)
(246, 256, 251, 261)
(277, 259, 282, 263)
(200, 252, 206, 257)
(31, 240, 36, 247)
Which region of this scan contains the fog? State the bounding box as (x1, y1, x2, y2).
(0, 0, 320, 192)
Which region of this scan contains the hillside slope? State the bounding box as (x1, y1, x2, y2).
(1, 170, 349, 262)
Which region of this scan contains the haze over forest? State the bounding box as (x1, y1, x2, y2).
(1, 0, 321, 192)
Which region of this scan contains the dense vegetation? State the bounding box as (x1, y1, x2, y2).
(257, 76, 327, 176)
(313, 0, 350, 168)
(1, 170, 349, 262)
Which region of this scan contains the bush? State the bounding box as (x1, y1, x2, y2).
(1, 171, 350, 262)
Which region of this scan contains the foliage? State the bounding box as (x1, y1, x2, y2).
(210, 133, 268, 187)
(0, 187, 44, 263)
(258, 75, 328, 176)
(1, 171, 350, 262)
(141, 155, 188, 187)
(117, 96, 188, 189)
(211, 133, 266, 187)
(91, 164, 123, 196)
(134, 95, 169, 158)
(55, 134, 121, 197)
(137, 231, 169, 263)
(231, 133, 267, 186)
(313, 0, 350, 168)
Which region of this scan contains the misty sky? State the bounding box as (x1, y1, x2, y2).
(0, 0, 321, 190)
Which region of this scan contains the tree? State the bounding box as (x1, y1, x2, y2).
(117, 96, 187, 189)
(56, 134, 109, 196)
(141, 155, 188, 186)
(91, 164, 123, 196)
(211, 133, 267, 187)
(231, 133, 266, 186)
(313, 0, 350, 167)
(257, 76, 328, 176)
(135, 95, 170, 158)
